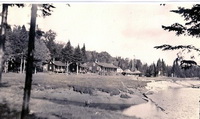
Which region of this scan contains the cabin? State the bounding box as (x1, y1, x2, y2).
(86, 62, 98, 73)
(86, 62, 118, 75)
(43, 61, 67, 73)
(122, 69, 142, 76)
(79, 63, 88, 73)
(117, 67, 123, 73)
(68, 63, 88, 73)
(132, 70, 142, 76)
(96, 62, 117, 72)
(122, 69, 133, 75)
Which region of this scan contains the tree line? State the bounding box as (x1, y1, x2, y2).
(1, 26, 163, 76)
(5, 26, 200, 78)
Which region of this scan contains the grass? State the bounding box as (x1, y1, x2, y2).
(0, 73, 149, 119)
(1, 72, 149, 98)
(29, 73, 149, 95)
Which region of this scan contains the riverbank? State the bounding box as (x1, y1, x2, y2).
(0, 73, 149, 119)
(145, 77, 200, 93)
(1, 73, 200, 119)
(123, 76, 200, 119)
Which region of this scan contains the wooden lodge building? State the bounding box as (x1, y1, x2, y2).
(43, 60, 119, 75)
(96, 62, 118, 73)
(87, 62, 118, 75)
(43, 61, 67, 73)
(43, 61, 88, 74)
(122, 69, 142, 76)
(68, 63, 88, 73)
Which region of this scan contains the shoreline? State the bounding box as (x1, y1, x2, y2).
(0, 73, 200, 119)
(131, 77, 200, 119)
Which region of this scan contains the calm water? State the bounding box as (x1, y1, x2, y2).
(123, 88, 200, 119)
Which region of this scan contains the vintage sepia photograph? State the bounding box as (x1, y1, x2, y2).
(0, 1, 200, 119)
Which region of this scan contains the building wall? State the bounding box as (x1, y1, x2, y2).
(48, 62, 54, 72)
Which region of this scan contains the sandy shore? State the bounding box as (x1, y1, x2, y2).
(145, 77, 200, 93)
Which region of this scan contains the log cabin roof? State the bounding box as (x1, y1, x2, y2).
(96, 62, 118, 69)
(53, 61, 67, 66)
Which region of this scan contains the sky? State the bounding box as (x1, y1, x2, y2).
(6, 2, 200, 66)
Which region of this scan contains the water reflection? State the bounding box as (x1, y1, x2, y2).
(123, 88, 200, 119)
(123, 100, 167, 119)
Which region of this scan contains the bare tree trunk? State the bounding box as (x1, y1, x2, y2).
(4, 61, 8, 73)
(21, 4, 37, 119)
(23, 57, 26, 73)
(20, 56, 23, 73)
(76, 63, 78, 75)
(66, 61, 69, 75)
(34, 66, 36, 74)
(0, 4, 8, 84)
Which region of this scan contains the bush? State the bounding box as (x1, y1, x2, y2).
(120, 94, 131, 99)
(70, 85, 94, 95)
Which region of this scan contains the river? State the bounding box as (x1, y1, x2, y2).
(123, 81, 200, 119)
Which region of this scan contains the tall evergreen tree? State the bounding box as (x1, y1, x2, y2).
(73, 45, 82, 63)
(129, 59, 133, 71)
(141, 63, 148, 76)
(161, 59, 167, 76)
(135, 59, 142, 71)
(43, 29, 57, 59)
(149, 63, 157, 77)
(81, 43, 87, 63)
(156, 59, 162, 76)
(73, 45, 82, 74)
(61, 40, 74, 62)
(54, 43, 64, 61)
(61, 40, 74, 73)
(172, 58, 181, 77)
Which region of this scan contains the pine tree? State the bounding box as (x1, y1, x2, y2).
(73, 45, 82, 63)
(156, 59, 162, 76)
(161, 59, 167, 76)
(135, 59, 142, 71)
(43, 29, 57, 58)
(61, 40, 74, 74)
(73, 45, 82, 74)
(148, 63, 157, 77)
(129, 59, 133, 71)
(172, 58, 182, 77)
(81, 43, 87, 63)
(61, 40, 74, 62)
